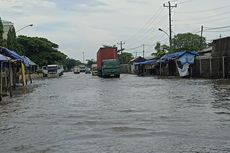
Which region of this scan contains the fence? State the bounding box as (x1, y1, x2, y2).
(192, 56, 230, 79)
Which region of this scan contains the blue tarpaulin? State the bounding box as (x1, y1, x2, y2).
(0, 47, 30, 67)
(22, 56, 37, 66)
(0, 54, 10, 61)
(134, 60, 157, 65)
(160, 51, 198, 65)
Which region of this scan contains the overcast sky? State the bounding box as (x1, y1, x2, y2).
(1, 0, 230, 62)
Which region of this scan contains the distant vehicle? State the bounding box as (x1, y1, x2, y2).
(91, 64, 97, 76)
(58, 65, 64, 76)
(73, 66, 80, 74)
(42, 66, 48, 77)
(42, 64, 63, 78)
(79, 65, 86, 73)
(97, 46, 120, 78)
(85, 67, 91, 74)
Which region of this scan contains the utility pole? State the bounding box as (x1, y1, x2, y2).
(117, 41, 125, 54)
(143, 44, 145, 58)
(200, 25, 204, 48)
(163, 1, 177, 51)
(82, 51, 85, 64)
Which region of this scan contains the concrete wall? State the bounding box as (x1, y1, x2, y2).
(2, 21, 14, 40)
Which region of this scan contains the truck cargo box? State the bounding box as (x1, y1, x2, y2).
(97, 47, 118, 70)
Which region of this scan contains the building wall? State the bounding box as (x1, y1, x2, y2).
(192, 57, 230, 79)
(2, 20, 14, 40)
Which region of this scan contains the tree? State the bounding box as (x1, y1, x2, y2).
(65, 58, 81, 71)
(152, 42, 168, 58)
(7, 27, 17, 51)
(0, 17, 4, 46)
(172, 33, 206, 52)
(86, 59, 96, 68)
(17, 35, 67, 66)
(119, 52, 133, 64)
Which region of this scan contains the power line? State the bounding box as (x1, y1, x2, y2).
(175, 10, 230, 22)
(175, 15, 230, 25)
(204, 30, 230, 33)
(125, 11, 168, 47)
(126, 45, 143, 51)
(204, 25, 230, 30)
(177, 0, 195, 4)
(124, 7, 164, 42)
(175, 4, 230, 14)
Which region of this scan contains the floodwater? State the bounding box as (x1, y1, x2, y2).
(0, 73, 230, 153)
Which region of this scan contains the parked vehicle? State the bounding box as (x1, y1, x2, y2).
(42, 64, 63, 78)
(97, 46, 120, 78)
(58, 65, 64, 76)
(85, 67, 91, 74)
(79, 65, 86, 73)
(73, 66, 80, 74)
(91, 64, 97, 76)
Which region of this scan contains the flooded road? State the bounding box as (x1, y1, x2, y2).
(0, 73, 230, 153)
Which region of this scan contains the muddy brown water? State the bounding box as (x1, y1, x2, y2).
(0, 73, 230, 153)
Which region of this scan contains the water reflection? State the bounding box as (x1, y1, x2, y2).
(211, 80, 230, 112)
(0, 73, 230, 153)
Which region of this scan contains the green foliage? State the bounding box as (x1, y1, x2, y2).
(152, 42, 168, 58)
(17, 35, 67, 66)
(172, 33, 206, 52)
(65, 58, 81, 71)
(7, 27, 17, 51)
(0, 17, 4, 46)
(119, 52, 133, 64)
(86, 59, 96, 68)
(152, 50, 167, 58)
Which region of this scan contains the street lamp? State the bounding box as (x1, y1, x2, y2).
(158, 28, 171, 50)
(16, 24, 33, 33)
(158, 28, 169, 37)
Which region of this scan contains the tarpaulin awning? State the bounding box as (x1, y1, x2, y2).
(0, 47, 30, 67)
(22, 56, 37, 66)
(0, 54, 10, 61)
(160, 51, 198, 64)
(161, 51, 197, 60)
(134, 59, 157, 65)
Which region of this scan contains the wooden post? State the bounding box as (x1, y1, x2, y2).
(5, 66, 7, 90)
(29, 68, 32, 84)
(199, 59, 202, 77)
(0, 62, 3, 101)
(223, 56, 225, 79)
(210, 57, 212, 78)
(9, 61, 13, 98)
(160, 61, 162, 76)
(190, 67, 193, 77)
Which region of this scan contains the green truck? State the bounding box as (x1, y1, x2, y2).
(101, 59, 120, 78)
(97, 47, 121, 78)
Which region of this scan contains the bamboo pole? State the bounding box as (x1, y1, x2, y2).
(223, 56, 225, 79)
(199, 59, 202, 77)
(210, 57, 212, 78)
(0, 62, 3, 101)
(160, 61, 162, 76)
(9, 61, 13, 97)
(29, 68, 32, 84)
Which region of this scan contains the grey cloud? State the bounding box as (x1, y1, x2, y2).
(126, 0, 150, 5)
(54, 0, 107, 9)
